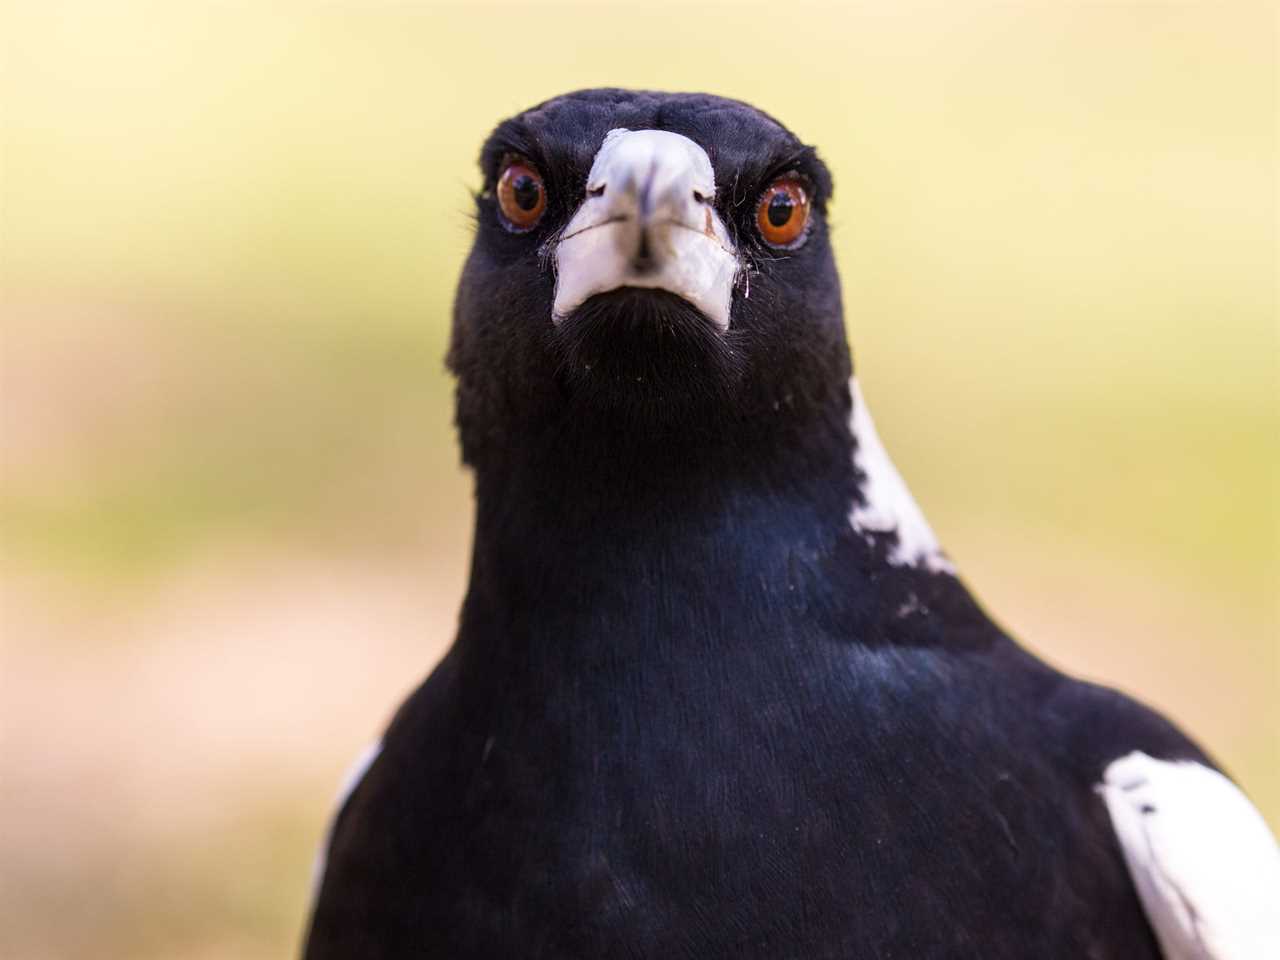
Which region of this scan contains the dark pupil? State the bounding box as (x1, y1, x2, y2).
(512, 174, 541, 211)
(767, 191, 794, 227)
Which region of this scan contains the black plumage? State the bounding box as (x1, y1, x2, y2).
(303, 89, 1209, 958)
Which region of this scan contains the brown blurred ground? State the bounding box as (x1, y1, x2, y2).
(2, 3, 1277, 958)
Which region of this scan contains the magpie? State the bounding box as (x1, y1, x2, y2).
(303, 89, 1278, 959)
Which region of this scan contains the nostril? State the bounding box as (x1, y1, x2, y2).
(693, 190, 711, 204)
(631, 228, 657, 275)
(587, 184, 606, 198)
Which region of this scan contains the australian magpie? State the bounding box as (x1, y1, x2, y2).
(303, 89, 1278, 959)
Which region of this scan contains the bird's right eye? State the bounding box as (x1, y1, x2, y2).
(496, 159, 547, 232)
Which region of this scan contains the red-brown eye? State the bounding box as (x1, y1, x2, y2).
(496, 159, 547, 231)
(756, 177, 811, 248)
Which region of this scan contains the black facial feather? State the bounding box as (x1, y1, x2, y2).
(548, 288, 747, 434)
(306, 88, 1217, 960)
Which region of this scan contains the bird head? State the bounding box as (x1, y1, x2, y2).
(449, 89, 850, 474)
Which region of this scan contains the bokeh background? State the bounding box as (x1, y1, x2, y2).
(3, 1, 1276, 956)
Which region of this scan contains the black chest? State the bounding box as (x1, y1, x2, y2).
(306, 628, 1160, 960)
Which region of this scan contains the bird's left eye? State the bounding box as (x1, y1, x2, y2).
(497, 159, 547, 231)
(756, 176, 811, 248)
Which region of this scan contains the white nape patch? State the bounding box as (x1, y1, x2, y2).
(309, 740, 383, 902)
(552, 128, 738, 331)
(1099, 751, 1280, 960)
(848, 379, 953, 573)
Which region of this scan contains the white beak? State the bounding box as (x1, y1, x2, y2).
(552, 128, 739, 332)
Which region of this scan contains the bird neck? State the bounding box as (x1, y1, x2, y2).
(452, 377, 966, 668)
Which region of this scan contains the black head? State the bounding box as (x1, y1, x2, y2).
(449, 89, 851, 479)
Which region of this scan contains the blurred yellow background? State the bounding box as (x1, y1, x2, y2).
(2, 2, 1276, 957)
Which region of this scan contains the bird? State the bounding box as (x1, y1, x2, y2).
(302, 89, 1278, 959)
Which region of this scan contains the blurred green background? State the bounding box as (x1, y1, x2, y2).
(2, 2, 1276, 957)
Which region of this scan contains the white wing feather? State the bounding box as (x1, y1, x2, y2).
(1099, 751, 1280, 960)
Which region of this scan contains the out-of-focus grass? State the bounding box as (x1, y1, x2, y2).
(2, 3, 1276, 958)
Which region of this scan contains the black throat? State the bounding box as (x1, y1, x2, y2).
(453, 363, 877, 672)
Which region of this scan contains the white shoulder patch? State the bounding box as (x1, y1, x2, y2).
(847, 378, 953, 573)
(1099, 751, 1280, 960)
(309, 740, 383, 902)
